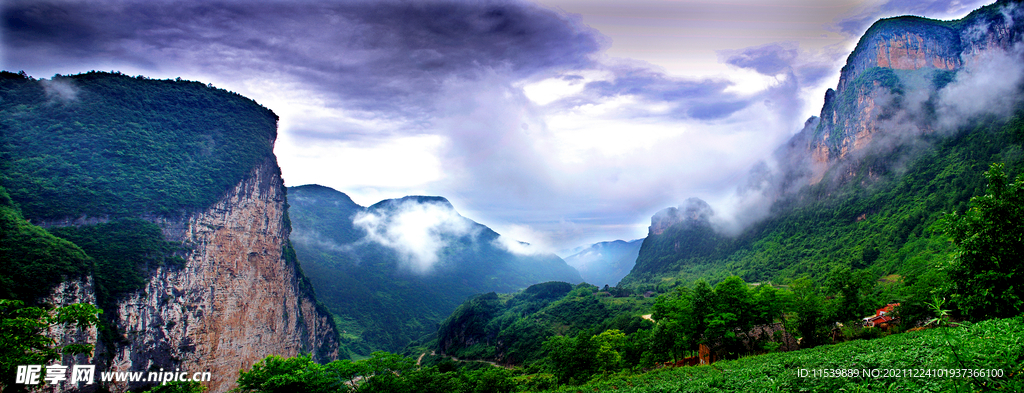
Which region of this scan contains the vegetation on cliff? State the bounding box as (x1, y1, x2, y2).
(1, 71, 340, 378)
(0, 70, 279, 309)
(0, 71, 278, 220)
(621, 106, 1024, 297)
(0, 185, 92, 302)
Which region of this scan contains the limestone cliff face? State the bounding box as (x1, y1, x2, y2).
(40, 278, 100, 393)
(105, 157, 337, 393)
(806, 1, 1024, 171)
(44, 157, 339, 393)
(838, 18, 961, 94)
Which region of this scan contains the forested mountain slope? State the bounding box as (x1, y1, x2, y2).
(621, 0, 1024, 291)
(0, 71, 338, 392)
(287, 184, 582, 356)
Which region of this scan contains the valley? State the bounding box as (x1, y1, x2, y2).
(3, 0, 1024, 392)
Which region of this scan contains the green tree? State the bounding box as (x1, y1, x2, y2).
(0, 300, 101, 393)
(543, 331, 599, 384)
(361, 351, 415, 378)
(143, 381, 207, 393)
(792, 277, 827, 348)
(689, 280, 716, 350)
(465, 367, 515, 393)
(233, 354, 349, 393)
(650, 287, 694, 361)
(750, 283, 785, 326)
(940, 163, 1024, 321)
(823, 266, 873, 323)
(592, 329, 626, 371)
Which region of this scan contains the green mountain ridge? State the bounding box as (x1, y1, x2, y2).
(0, 71, 278, 220)
(287, 184, 583, 357)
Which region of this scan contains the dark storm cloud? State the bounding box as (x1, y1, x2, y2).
(553, 65, 755, 121)
(3, 0, 605, 115)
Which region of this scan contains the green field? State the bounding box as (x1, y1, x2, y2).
(542, 317, 1024, 393)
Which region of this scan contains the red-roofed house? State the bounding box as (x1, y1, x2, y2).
(863, 303, 900, 328)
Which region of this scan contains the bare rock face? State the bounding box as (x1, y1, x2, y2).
(45, 157, 339, 393)
(808, 18, 960, 168)
(805, 2, 1024, 170)
(39, 277, 101, 393)
(839, 18, 962, 94)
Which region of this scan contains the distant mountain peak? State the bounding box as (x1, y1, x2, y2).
(649, 197, 713, 236)
(368, 195, 455, 211)
(563, 238, 643, 287)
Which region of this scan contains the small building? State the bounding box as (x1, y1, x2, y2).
(863, 303, 900, 328)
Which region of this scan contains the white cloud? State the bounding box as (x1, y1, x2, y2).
(277, 134, 445, 193)
(523, 76, 588, 106)
(352, 199, 479, 273)
(937, 43, 1024, 131)
(41, 77, 79, 102)
(491, 224, 553, 256)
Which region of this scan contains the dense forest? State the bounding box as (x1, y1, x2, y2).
(0, 71, 278, 219)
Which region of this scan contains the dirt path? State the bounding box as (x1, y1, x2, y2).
(418, 351, 508, 369)
(642, 314, 654, 321)
(448, 355, 505, 368)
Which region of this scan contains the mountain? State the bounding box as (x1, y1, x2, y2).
(563, 239, 643, 287)
(286, 184, 583, 356)
(0, 71, 339, 393)
(620, 0, 1024, 289)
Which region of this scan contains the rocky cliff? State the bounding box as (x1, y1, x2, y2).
(99, 158, 338, 393)
(41, 158, 339, 393)
(0, 72, 339, 393)
(806, 0, 1024, 170)
(618, 1, 1024, 290)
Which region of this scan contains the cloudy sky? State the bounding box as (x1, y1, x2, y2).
(1, 0, 992, 253)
